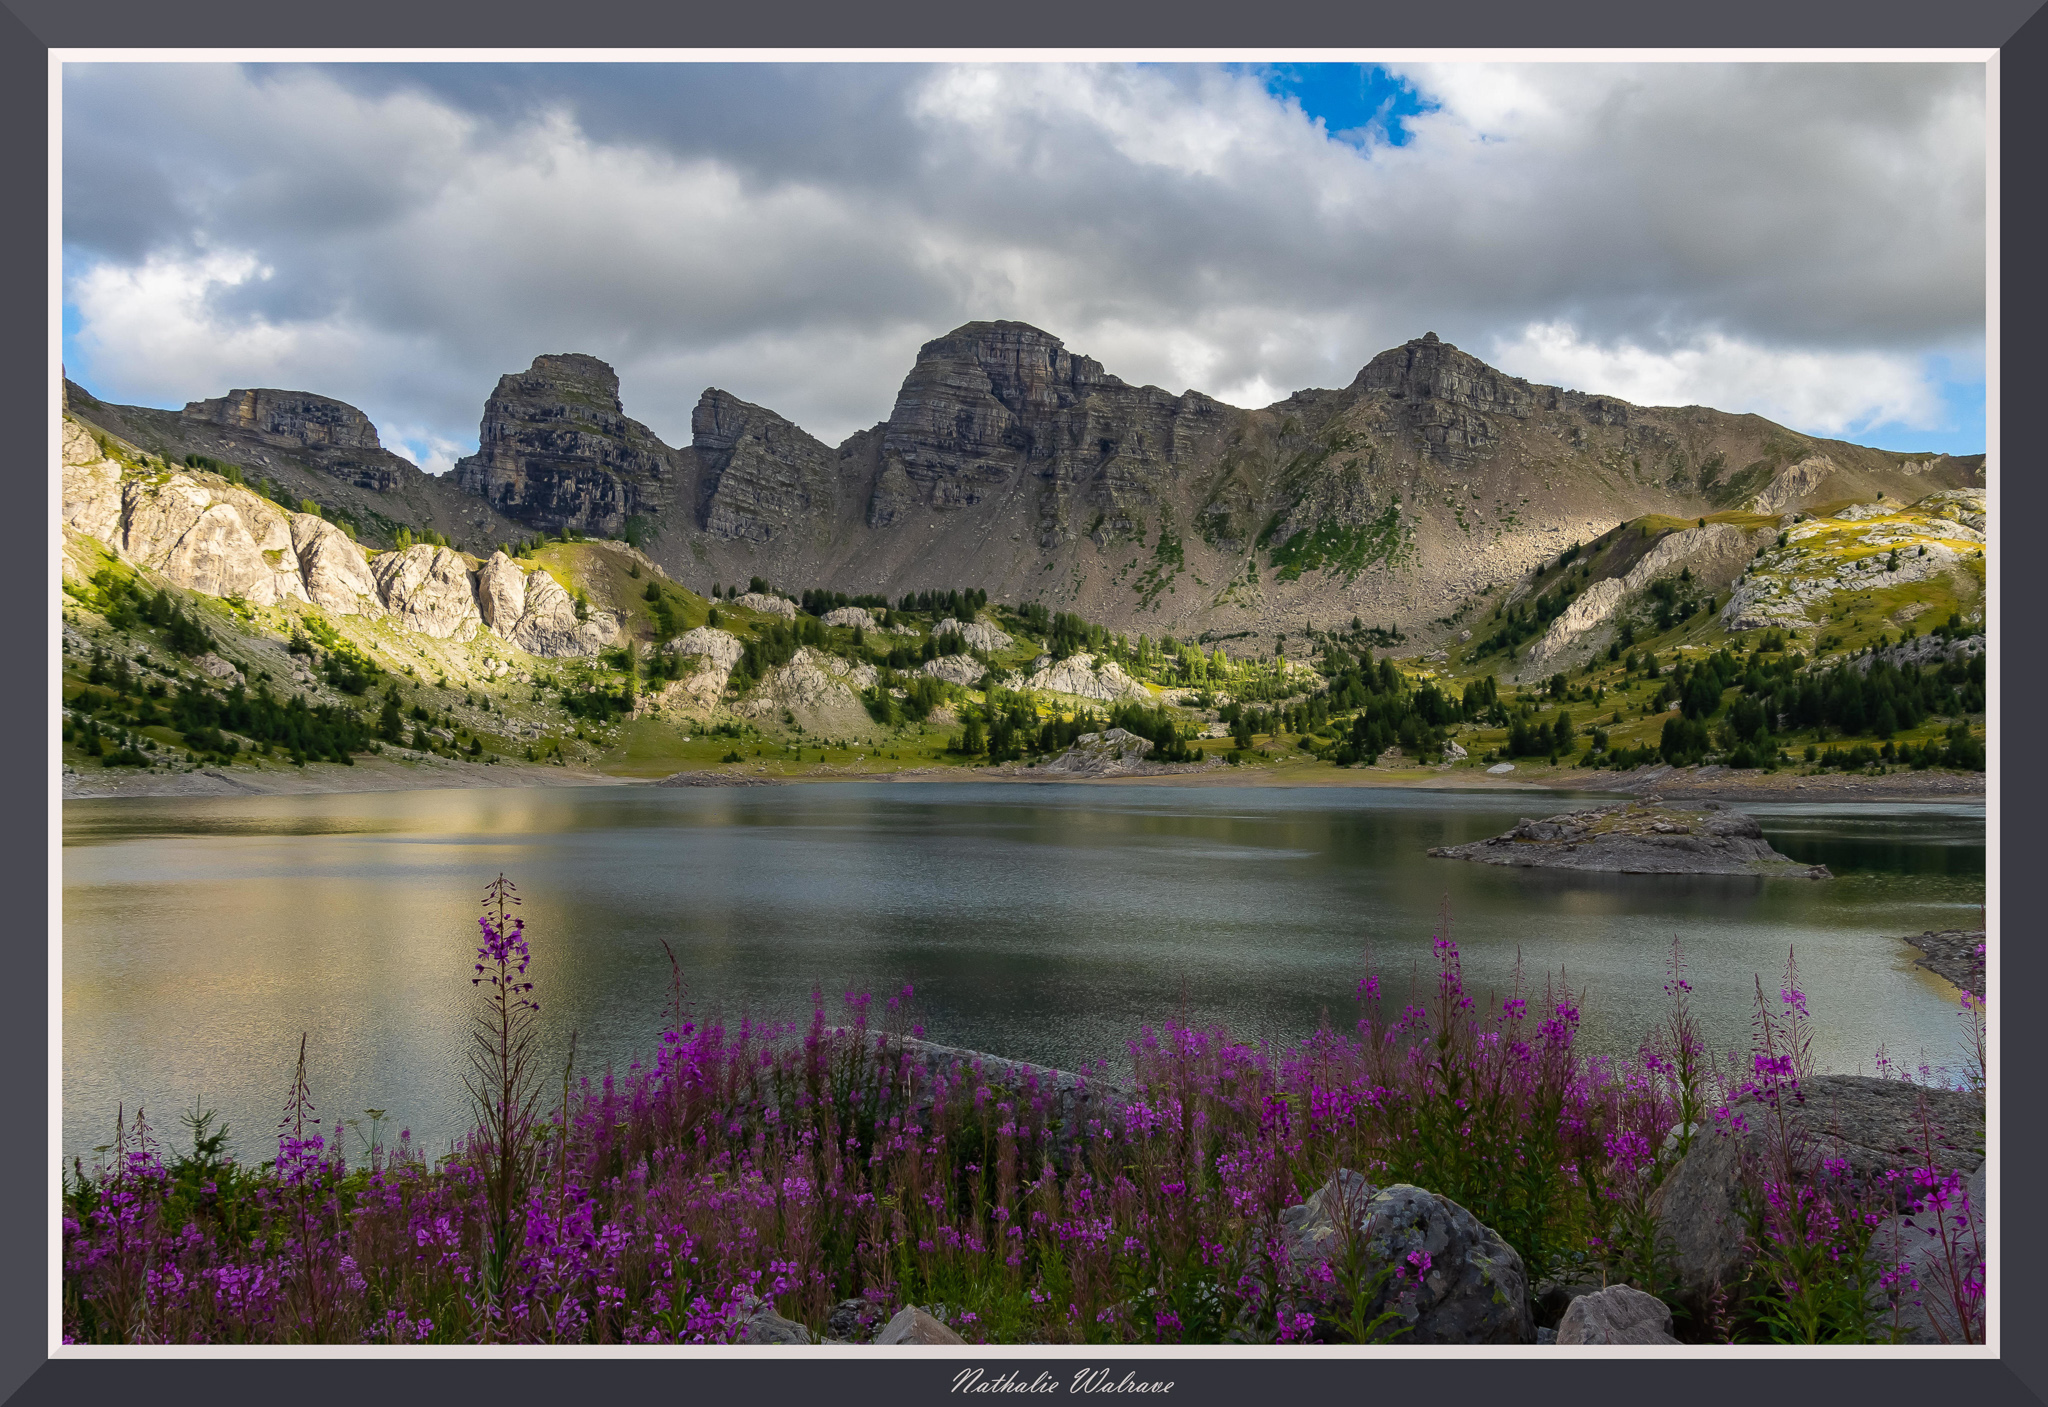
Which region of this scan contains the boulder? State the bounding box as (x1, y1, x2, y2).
(825, 1296, 888, 1343)
(874, 1306, 964, 1345)
(1554, 1285, 1678, 1345)
(1487, 762, 1515, 774)
(1443, 740, 1468, 761)
(290, 513, 382, 616)
(372, 545, 482, 640)
(1649, 1075, 1984, 1316)
(820, 606, 877, 630)
(194, 652, 241, 681)
(1276, 1172, 1534, 1344)
(735, 1294, 812, 1345)
(1867, 1160, 1986, 1344)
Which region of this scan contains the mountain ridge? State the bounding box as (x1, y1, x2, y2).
(64, 322, 1983, 652)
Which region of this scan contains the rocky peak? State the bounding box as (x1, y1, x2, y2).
(869, 319, 1227, 535)
(180, 389, 385, 451)
(691, 388, 840, 544)
(1351, 335, 1540, 419)
(452, 353, 684, 537)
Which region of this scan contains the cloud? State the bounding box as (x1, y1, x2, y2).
(61, 59, 1986, 464)
(1488, 322, 1948, 437)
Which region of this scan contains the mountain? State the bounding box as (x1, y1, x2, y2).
(66, 322, 1983, 653)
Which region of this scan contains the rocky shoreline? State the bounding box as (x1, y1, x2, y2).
(60, 753, 1988, 803)
(1428, 800, 1833, 877)
(1901, 929, 1986, 997)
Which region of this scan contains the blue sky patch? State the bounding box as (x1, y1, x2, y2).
(1250, 63, 1434, 147)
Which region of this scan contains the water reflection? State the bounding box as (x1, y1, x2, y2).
(63, 785, 1984, 1163)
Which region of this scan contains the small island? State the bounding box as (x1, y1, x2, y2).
(1428, 800, 1832, 877)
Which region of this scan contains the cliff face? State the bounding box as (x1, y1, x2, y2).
(867, 321, 1235, 547)
(451, 353, 685, 537)
(693, 388, 842, 544)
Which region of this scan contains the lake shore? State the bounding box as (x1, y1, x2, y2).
(61, 750, 1984, 803)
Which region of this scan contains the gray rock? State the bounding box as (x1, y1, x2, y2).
(1277, 1172, 1534, 1344)
(451, 353, 681, 538)
(291, 512, 382, 616)
(825, 1296, 888, 1343)
(507, 568, 618, 658)
(1649, 1074, 1984, 1317)
(737, 1294, 813, 1345)
(874, 1306, 964, 1345)
(372, 545, 482, 640)
(731, 591, 798, 619)
(474, 550, 528, 634)
(1038, 728, 1154, 777)
(1867, 1160, 1986, 1343)
(1554, 1285, 1678, 1344)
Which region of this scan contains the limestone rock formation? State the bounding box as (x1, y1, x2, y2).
(730, 591, 798, 619)
(932, 617, 1013, 651)
(117, 471, 311, 607)
(655, 627, 747, 713)
(732, 646, 878, 737)
(473, 551, 529, 635)
(452, 353, 683, 537)
(917, 654, 986, 687)
(61, 420, 125, 543)
(1522, 523, 1764, 673)
(820, 606, 877, 630)
(504, 568, 618, 658)
(1429, 801, 1831, 877)
(372, 546, 482, 639)
(290, 514, 382, 616)
(1037, 728, 1154, 776)
(1023, 652, 1149, 702)
(1275, 1170, 1535, 1344)
(1554, 1285, 1679, 1345)
(1648, 1075, 1984, 1318)
(67, 381, 528, 554)
(1747, 454, 1840, 514)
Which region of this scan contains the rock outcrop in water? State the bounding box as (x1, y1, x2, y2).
(1428, 801, 1831, 877)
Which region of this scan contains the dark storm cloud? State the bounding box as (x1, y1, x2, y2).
(61, 59, 1985, 466)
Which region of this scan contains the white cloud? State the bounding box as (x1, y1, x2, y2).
(1489, 321, 1946, 436)
(61, 60, 1985, 458)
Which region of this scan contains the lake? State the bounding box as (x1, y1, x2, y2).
(61, 783, 1985, 1165)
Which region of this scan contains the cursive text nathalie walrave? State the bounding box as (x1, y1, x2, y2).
(952, 1369, 1175, 1395)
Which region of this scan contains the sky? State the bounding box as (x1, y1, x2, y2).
(60, 60, 1988, 474)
